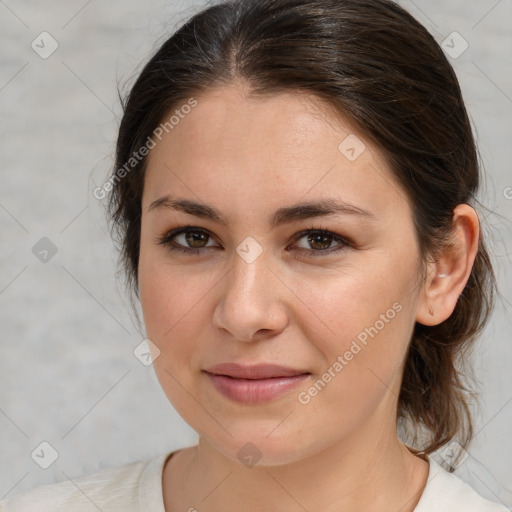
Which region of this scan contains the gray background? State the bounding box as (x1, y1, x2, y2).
(1, 0, 511, 507)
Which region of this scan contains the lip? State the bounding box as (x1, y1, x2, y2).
(204, 362, 309, 379)
(203, 363, 310, 404)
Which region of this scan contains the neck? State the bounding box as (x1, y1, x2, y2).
(163, 420, 429, 512)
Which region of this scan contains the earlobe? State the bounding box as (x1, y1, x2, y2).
(416, 204, 480, 327)
(417, 267, 452, 326)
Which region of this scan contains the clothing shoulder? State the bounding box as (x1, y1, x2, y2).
(415, 457, 510, 512)
(0, 453, 168, 512)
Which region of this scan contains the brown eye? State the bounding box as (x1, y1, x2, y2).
(291, 229, 350, 257)
(305, 232, 334, 250)
(158, 227, 219, 254)
(183, 230, 210, 248)
(157, 226, 350, 257)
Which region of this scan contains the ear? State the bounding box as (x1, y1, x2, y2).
(416, 204, 480, 326)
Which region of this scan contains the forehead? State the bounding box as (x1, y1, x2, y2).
(143, 84, 409, 223)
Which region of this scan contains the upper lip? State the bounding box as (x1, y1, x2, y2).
(204, 362, 310, 379)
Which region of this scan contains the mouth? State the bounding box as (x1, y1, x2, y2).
(203, 362, 311, 404)
(204, 362, 310, 380)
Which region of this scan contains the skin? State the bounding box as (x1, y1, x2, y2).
(138, 82, 480, 512)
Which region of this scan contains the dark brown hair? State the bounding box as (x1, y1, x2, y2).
(106, 0, 497, 463)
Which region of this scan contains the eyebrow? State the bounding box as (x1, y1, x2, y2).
(147, 195, 375, 227)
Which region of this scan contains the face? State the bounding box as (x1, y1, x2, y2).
(138, 83, 425, 466)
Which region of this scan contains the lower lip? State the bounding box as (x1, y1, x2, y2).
(205, 372, 310, 404)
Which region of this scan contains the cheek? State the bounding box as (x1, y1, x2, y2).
(292, 277, 412, 439)
(139, 249, 197, 336)
(138, 257, 208, 414)
(292, 259, 415, 400)
(138, 254, 217, 371)
(296, 262, 410, 349)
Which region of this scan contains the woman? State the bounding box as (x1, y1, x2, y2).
(1, 0, 508, 510)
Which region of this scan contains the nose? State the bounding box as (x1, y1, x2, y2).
(212, 247, 289, 342)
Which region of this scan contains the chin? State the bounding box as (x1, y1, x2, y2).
(201, 426, 321, 468)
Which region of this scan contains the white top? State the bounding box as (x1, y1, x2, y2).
(0, 450, 509, 511)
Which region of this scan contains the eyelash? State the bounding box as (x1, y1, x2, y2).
(156, 225, 351, 258)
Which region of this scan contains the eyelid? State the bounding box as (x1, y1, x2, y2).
(156, 225, 220, 247)
(289, 226, 351, 256)
(157, 224, 351, 256)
